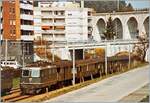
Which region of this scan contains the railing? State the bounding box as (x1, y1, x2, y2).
(20, 3, 33, 10)
(20, 14, 33, 20)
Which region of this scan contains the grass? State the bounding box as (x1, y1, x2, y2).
(19, 63, 149, 102)
(140, 95, 149, 102)
(13, 77, 20, 89)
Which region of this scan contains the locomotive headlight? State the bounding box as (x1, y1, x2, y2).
(29, 78, 32, 83)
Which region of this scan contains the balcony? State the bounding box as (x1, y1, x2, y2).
(42, 30, 65, 34)
(42, 30, 54, 34)
(21, 25, 34, 31)
(88, 22, 92, 26)
(20, 3, 33, 10)
(20, 14, 33, 20)
(53, 37, 65, 41)
(21, 35, 34, 41)
(42, 15, 54, 18)
(42, 22, 53, 26)
(54, 15, 65, 19)
(54, 30, 65, 34)
(54, 22, 65, 26)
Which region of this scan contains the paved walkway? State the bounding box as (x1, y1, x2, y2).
(45, 65, 149, 102)
(120, 84, 149, 102)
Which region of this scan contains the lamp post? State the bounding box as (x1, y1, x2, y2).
(72, 46, 76, 85)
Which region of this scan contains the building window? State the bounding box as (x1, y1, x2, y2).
(10, 29, 12, 34)
(10, 20, 15, 25)
(13, 20, 15, 25)
(13, 30, 15, 34)
(9, 8, 12, 13)
(20, 9, 33, 15)
(1, 18, 3, 23)
(21, 20, 33, 25)
(21, 30, 33, 35)
(68, 13, 72, 16)
(12, 8, 15, 13)
(1, 7, 2, 12)
(1, 29, 3, 34)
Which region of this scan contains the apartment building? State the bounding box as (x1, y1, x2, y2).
(0, 1, 2, 40)
(0, 0, 34, 64)
(1, 0, 34, 41)
(34, 2, 94, 42)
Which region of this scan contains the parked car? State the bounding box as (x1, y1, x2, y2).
(1, 60, 22, 69)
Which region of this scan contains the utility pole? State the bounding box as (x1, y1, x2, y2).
(105, 41, 108, 75)
(72, 47, 76, 85)
(52, 11, 55, 62)
(128, 41, 131, 69)
(117, 0, 119, 11)
(5, 39, 8, 66)
(45, 42, 47, 61)
(148, 7, 150, 63)
(22, 41, 25, 68)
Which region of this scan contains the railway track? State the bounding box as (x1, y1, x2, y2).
(9, 88, 21, 94)
(1, 88, 33, 102)
(1, 91, 32, 102)
(4, 95, 32, 102)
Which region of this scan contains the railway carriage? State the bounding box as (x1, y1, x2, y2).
(20, 55, 139, 95)
(1, 67, 14, 94)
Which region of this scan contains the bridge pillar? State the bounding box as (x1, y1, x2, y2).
(123, 23, 131, 39)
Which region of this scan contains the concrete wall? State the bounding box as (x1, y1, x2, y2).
(92, 11, 149, 41)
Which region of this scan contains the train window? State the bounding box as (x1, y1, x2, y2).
(31, 69, 40, 77)
(98, 64, 100, 69)
(57, 67, 60, 73)
(51, 69, 54, 74)
(49, 69, 51, 74)
(87, 65, 89, 71)
(22, 70, 30, 77)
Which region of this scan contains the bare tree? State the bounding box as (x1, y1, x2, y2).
(132, 32, 149, 62)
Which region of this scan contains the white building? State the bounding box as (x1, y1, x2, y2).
(34, 2, 94, 42)
(20, 0, 34, 41)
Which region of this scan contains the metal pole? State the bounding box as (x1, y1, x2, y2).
(5, 39, 8, 66)
(128, 41, 131, 69)
(52, 15, 55, 62)
(83, 48, 85, 60)
(117, 0, 119, 11)
(45, 43, 47, 60)
(148, 8, 150, 65)
(83, 42, 85, 59)
(22, 41, 25, 68)
(72, 47, 76, 85)
(105, 42, 108, 75)
(52, 34, 55, 62)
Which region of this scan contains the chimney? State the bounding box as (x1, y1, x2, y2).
(81, 0, 84, 8)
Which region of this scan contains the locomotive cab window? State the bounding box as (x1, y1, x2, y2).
(22, 70, 30, 77)
(31, 69, 40, 77)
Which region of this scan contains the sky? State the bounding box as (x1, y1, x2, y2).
(125, 0, 150, 9)
(59, 0, 150, 9)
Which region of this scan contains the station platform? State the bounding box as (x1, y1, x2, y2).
(45, 65, 149, 102)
